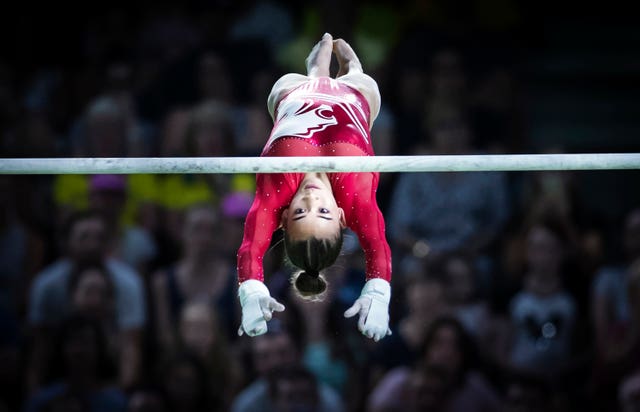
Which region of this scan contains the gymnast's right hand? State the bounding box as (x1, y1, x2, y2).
(238, 279, 285, 337)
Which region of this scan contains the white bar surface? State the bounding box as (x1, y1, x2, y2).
(1, 154, 639, 174)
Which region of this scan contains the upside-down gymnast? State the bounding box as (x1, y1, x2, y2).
(237, 33, 392, 341)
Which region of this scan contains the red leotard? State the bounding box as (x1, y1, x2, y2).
(237, 76, 391, 283)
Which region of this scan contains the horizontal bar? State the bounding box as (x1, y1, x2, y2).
(1, 153, 639, 174)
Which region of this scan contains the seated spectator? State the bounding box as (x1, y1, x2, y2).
(619, 370, 640, 412)
(27, 210, 145, 390)
(386, 105, 508, 275)
(266, 365, 320, 412)
(127, 385, 167, 412)
(159, 352, 216, 412)
(88, 174, 157, 273)
(507, 219, 577, 379)
(152, 204, 237, 350)
(24, 315, 127, 412)
(371, 265, 449, 372)
(368, 316, 501, 412)
(177, 300, 242, 408)
(503, 371, 553, 412)
(231, 319, 344, 412)
(591, 209, 640, 408)
(439, 253, 494, 349)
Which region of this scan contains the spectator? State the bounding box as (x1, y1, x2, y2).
(88, 174, 157, 273)
(507, 219, 578, 378)
(439, 253, 494, 348)
(152, 204, 237, 349)
(266, 365, 320, 412)
(177, 300, 242, 408)
(159, 352, 215, 412)
(368, 316, 501, 412)
(386, 105, 508, 275)
(371, 266, 449, 372)
(231, 319, 344, 412)
(24, 315, 127, 412)
(127, 385, 167, 412)
(27, 210, 146, 391)
(591, 209, 640, 408)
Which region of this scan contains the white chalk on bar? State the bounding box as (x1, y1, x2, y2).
(1, 154, 640, 174)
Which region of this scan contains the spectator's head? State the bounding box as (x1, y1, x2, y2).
(425, 103, 473, 154)
(504, 371, 553, 412)
(266, 365, 319, 412)
(181, 204, 218, 260)
(68, 262, 114, 321)
(197, 51, 232, 102)
(84, 96, 128, 157)
(524, 217, 570, 275)
(88, 175, 127, 224)
(161, 352, 210, 412)
(406, 364, 448, 412)
(50, 315, 115, 383)
(62, 210, 111, 264)
(405, 265, 447, 316)
(127, 385, 167, 412)
(186, 100, 235, 157)
(220, 191, 253, 254)
(250, 319, 299, 377)
(429, 49, 467, 102)
(178, 300, 219, 360)
(624, 208, 640, 261)
(437, 253, 477, 305)
(420, 316, 474, 386)
(619, 371, 640, 412)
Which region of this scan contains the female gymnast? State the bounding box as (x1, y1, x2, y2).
(237, 33, 392, 341)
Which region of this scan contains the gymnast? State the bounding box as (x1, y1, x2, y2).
(237, 33, 392, 341)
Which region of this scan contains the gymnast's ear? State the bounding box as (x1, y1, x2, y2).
(280, 209, 289, 229)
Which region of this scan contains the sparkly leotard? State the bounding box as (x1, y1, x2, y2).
(237, 76, 391, 283)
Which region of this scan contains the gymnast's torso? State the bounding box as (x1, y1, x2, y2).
(262, 75, 375, 157)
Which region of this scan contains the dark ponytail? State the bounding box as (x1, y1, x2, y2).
(284, 233, 343, 299)
(293, 270, 327, 297)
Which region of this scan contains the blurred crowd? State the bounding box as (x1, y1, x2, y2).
(1, 1, 640, 411)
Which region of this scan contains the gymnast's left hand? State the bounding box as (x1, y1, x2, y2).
(344, 278, 392, 342)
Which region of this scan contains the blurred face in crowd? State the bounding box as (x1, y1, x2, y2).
(128, 390, 166, 412)
(526, 225, 563, 274)
(406, 277, 446, 316)
(430, 50, 466, 100)
(179, 302, 217, 359)
(406, 368, 446, 412)
(68, 217, 109, 263)
(89, 188, 126, 223)
(624, 209, 640, 260)
(252, 333, 298, 377)
(445, 257, 475, 304)
(429, 116, 472, 154)
(272, 376, 318, 412)
(424, 324, 463, 378)
(182, 206, 217, 259)
(72, 268, 112, 319)
(87, 112, 126, 157)
(505, 382, 549, 412)
(164, 361, 200, 407)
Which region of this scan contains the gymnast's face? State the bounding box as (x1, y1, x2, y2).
(282, 174, 345, 240)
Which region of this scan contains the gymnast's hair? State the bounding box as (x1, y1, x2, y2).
(284, 232, 343, 299)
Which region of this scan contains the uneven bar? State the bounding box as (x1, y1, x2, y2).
(1, 153, 640, 174)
